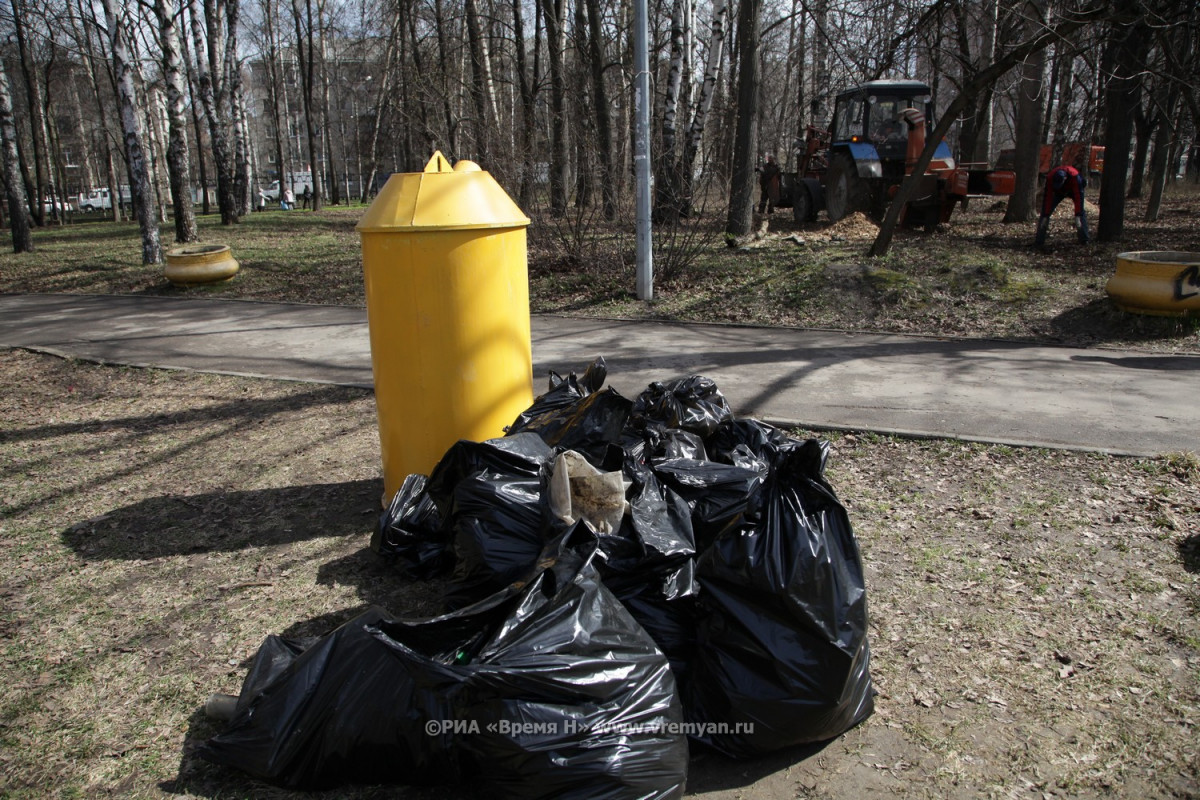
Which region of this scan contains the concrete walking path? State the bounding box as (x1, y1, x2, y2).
(2, 292, 1197, 457)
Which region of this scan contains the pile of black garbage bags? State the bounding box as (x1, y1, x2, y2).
(201, 358, 874, 798)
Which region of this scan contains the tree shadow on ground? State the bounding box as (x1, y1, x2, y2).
(1048, 298, 1200, 348)
(163, 706, 458, 800)
(316, 548, 450, 619)
(61, 479, 382, 561)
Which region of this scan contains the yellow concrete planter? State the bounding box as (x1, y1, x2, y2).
(164, 244, 240, 286)
(1106, 251, 1200, 317)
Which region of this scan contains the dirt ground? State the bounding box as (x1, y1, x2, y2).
(2, 349, 1196, 799)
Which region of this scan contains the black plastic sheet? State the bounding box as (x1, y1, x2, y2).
(202, 544, 688, 798)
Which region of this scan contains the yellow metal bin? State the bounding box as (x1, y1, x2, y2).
(357, 152, 534, 501)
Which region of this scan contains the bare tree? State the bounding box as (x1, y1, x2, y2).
(1096, 10, 1150, 242)
(653, 0, 686, 223)
(725, 0, 762, 237)
(190, 0, 240, 223)
(100, 0, 163, 264)
(0, 56, 32, 252)
(1001, 0, 1047, 224)
(9, 0, 50, 225)
(290, 0, 325, 209)
(152, 0, 199, 242)
(677, 0, 727, 216)
(584, 0, 616, 218)
(540, 0, 569, 215)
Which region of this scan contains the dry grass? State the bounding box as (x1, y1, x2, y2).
(1, 350, 1196, 798)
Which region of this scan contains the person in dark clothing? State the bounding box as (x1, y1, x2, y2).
(1035, 164, 1090, 248)
(757, 154, 781, 214)
(301, 186, 312, 210)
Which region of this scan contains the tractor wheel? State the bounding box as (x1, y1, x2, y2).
(825, 153, 866, 222)
(792, 184, 813, 225)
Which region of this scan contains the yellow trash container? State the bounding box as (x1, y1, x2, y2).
(357, 152, 534, 501)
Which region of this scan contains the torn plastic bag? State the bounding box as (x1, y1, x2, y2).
(683, 438, 874, 757)
(633, 375, 733, 440)
(372, 473, 446, 578)
(201, 542, 688, 798)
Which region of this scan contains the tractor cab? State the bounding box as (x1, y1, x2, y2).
(830, 80, 953, 176)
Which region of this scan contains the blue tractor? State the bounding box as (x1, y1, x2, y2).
(783, 79, 1013, 228)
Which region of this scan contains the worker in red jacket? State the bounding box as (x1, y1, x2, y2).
(1036, 165, 1090, 248)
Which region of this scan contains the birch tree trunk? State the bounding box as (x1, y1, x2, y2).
(10, 0, 48, 226)
(512, 0, 537, 206)
(361, 7, 399, 202)
(319, 7, 340, 205)
(191, 0, 239, 223)
(232, 75, 253, 215)
(653, 0, 686, 223)
(102, 0, 164, 264)
(155, 0, 199, 242)
(0, 58, 33, 253)
(261, 0, 286, 204)
(677, 0, 727, 216)
(180, 10, 211, 215)
(725, 0, 761, 237)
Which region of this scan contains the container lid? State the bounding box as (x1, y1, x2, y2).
(356, 151, 530, 232)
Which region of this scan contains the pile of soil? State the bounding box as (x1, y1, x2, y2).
(805, 212, 880, 242)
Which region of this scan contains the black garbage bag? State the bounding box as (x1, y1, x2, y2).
(650, 457, 768, 552)
(507, 358, 629, 469)
(370, 433, 554, 588)
(425, 433, 555, 518)
(683, 438, 874, 757)
(508, 387, 632, 468)
(633, 375, 733, 440)
(507, 356, 609, 433)
(372, 473, 446, 578)
(445, 469, 552, 609)
(201, 543, 688, 798)
(592, 466, 699, 679)
(707, 417, 796, 464)
(640, 424, 709, 462)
